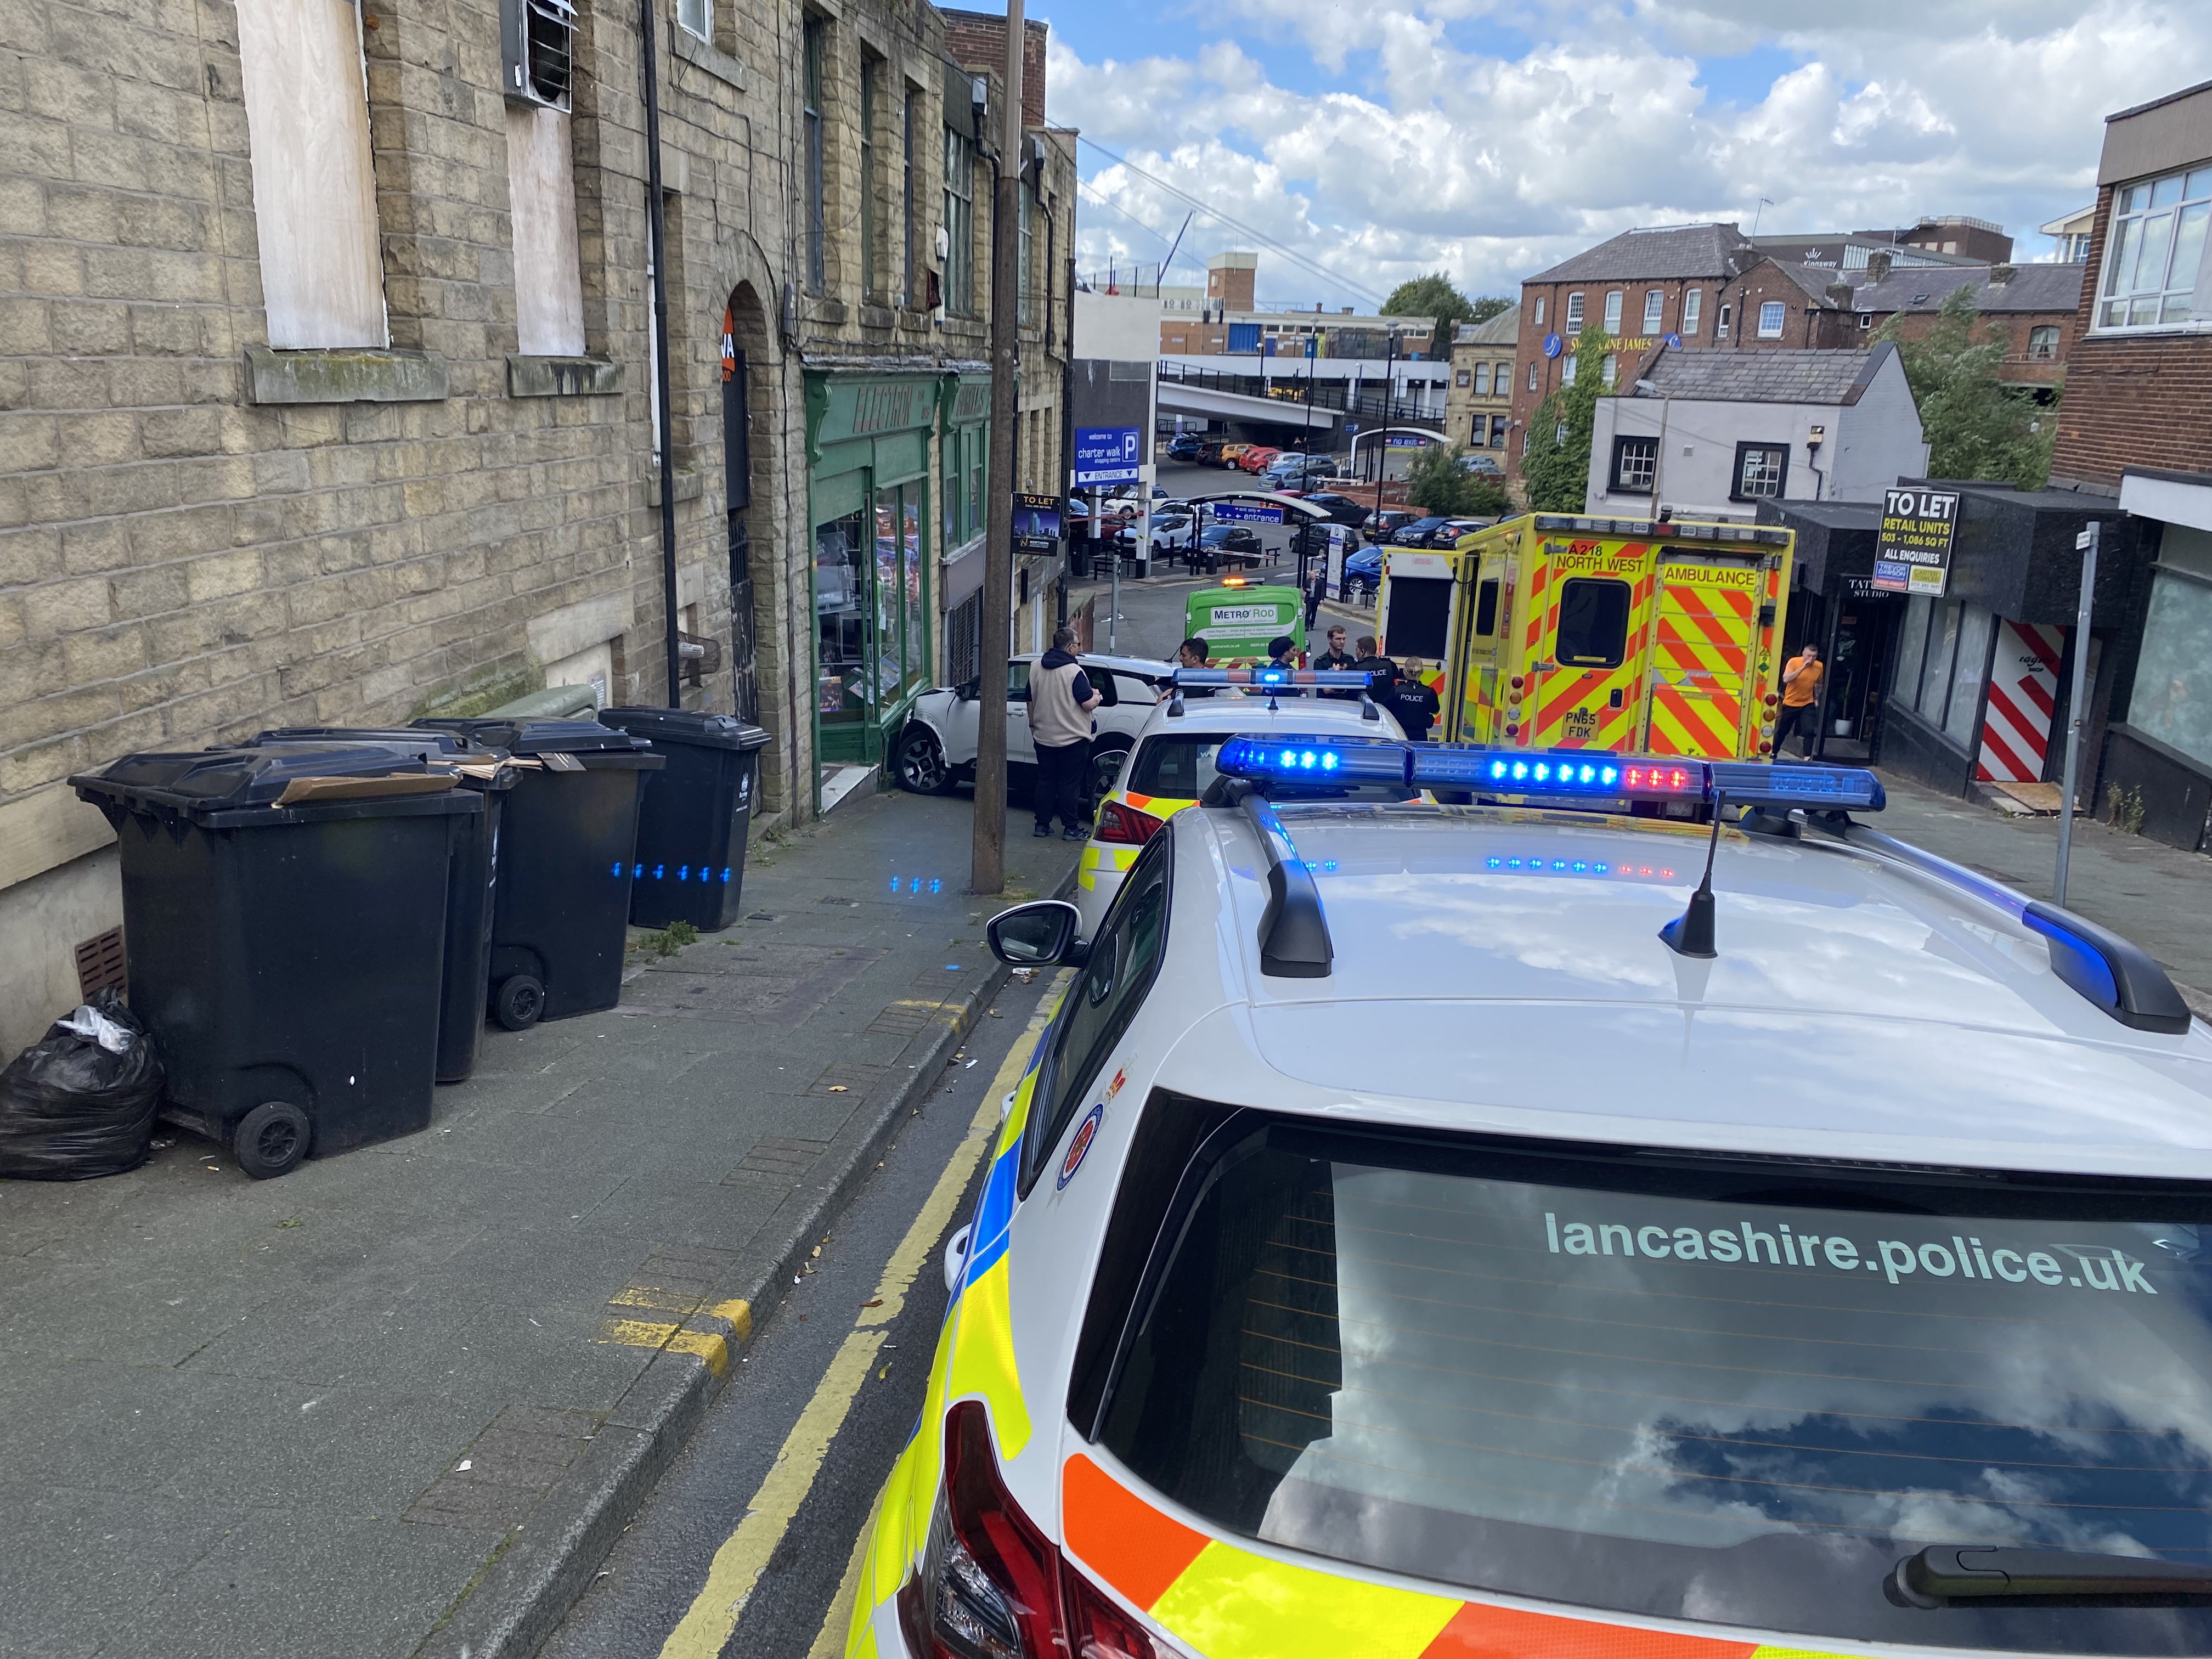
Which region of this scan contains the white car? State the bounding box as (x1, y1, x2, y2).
(1073, 686, 1407, 935)
(891, 652, 1177, 808)
(849, 736, 2211, 1659)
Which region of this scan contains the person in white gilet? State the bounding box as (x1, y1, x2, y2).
(1027, 627, 1102, 840)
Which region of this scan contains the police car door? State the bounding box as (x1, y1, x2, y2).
(1645, 553, 1763, 758)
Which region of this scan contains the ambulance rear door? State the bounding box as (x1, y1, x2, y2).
(1521, 538, 1652, 751)
(1644, 551, 1765, 758)
(1379, 550, 1456, 681)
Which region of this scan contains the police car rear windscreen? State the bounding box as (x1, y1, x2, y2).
(1098, 1119, 2212, 1654)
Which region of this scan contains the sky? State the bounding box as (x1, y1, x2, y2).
(1025, 0, 2212, 310)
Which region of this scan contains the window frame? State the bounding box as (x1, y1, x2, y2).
(1643, 288, 1664, 332)
(1609, 435, 1657, 495)
(1757, 300, 1786, 338)
(1555, 576, 1633, 668)
(901, 87, 918, 308)
(858, 56, 877, 300)
(2028, 324, 2061, 359)
(1564, 292, 1584, 334)
(1717, 302, 1732, 335)
(942, 125, 975, 316)
(2092, 164, 2212, 334)
(1602, 290, 1623, 334)
(1681, 289, 1701, 336)
(1731, 441, 1790, 501)
(802, 16, 826, 294)
(1533, 295, 1546, 328)
(1018, 168, 1034, 326)
(675, 0, 709, 43)
(1526, 362, 1537, 392)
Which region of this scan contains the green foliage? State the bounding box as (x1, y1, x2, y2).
(1466, 296, 1514, 326)
(1404, 443, 1511, 518)
(1876, 287, 2057, 489)
(1382, 272, 1482, 331)
(1519, 329, 1615, 511)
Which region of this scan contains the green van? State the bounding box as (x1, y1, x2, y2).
(1183, 583, 1306, 669)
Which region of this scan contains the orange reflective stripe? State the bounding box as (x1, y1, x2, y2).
(1423, 1602, 1758, 1659)
(1063, 1454, 1209, 1609)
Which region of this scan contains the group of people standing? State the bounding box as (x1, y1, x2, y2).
(1170, 624, 1441, 741)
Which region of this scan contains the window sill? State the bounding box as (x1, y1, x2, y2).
(242, 345, 448, 405)
(670, 26, 745, 91)
(2085, 321, 2212, 340)
(858, 302, 897, 330)
(508, 355, 625, 397)
(647, 467, 703, 507)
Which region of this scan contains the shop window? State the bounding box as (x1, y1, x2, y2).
(1610, 436, 1657, 494)
(1921, 600, 1962, 725)
(1894, 594, 1932, 712)
(1731, 442, 1788, 500)
(1944, 602, 1994, 748)
(2095, 165, 2212, 331)
(815, 509, 867, 726)
(1556, 578, 1631, 668)
(2126, 526, 2212, 768)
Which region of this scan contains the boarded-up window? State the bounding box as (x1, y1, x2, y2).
(234, 0, 386, 348)
(506, 105, 586, 357)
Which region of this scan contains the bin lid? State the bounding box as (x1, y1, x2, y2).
(249, 726, 507, 759)
(76, 744, 455, 812)
(598, 708, 772, 752)
(412, 717, 651, 756)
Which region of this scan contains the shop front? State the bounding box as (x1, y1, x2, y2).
(1760, 501, 1905, 763)
(2100, 469, 2212, 848)
(805, 371, 939, 790)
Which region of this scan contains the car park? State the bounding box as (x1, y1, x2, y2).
(853, 735, 2210, 1659)
(1071, 682, 1408, 934)
(891, 652, 1176, 806)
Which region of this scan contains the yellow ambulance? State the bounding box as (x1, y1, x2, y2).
(1376, 512, 1795, 758)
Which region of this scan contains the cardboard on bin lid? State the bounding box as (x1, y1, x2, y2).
(411, 717, 651, 756)
(250, 725, 506, 759)
(597, 707, 772, 751)
(76, 744, 457, 812)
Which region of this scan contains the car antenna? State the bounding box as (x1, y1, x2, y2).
(1659, 792, 1725, 959)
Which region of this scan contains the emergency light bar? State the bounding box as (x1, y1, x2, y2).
(1172, 668, 1376, 689)
(1211, 736, 1886, 811)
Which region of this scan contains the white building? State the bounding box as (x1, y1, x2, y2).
(1584, 343, 1927, 521)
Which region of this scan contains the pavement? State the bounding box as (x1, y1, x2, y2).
(0, 784, 1076, 1659)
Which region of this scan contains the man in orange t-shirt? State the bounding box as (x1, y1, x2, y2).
(1774, 644, 1822, 759)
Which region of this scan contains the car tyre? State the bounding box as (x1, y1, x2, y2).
(1345, 577, 1369, 605)
(233, 1101, 311, 1179)
(895, 726, 955, 795)
(493, 974, 544, 1032)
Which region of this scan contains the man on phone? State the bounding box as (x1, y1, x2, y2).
(1775, 643, 1823, 759)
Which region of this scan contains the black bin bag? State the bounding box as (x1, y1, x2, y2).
(0, 990, 164, 1181)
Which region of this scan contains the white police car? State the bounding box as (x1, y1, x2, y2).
(849, 733, 2212, 1659)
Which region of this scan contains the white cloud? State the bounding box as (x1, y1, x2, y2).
(1046, 2, 2212, 303)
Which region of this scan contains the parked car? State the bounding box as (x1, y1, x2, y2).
(1196, 524, 1265, 570)
(1114, 511, 1196, 557)
(1460, 451, 1505, 476)
(1237, 446, 1281, 473)
(1423, 517, 1490, 548)
(892, 652, 1177, 806)
(1217, 443, 1251, 468)
(1339, 543, 1385, 605)
(1391, 516, 1452, 546)
(1363, 508, 1416, 543)
(1195, 439, 1228, 465)
(1164, 434, 1206, 462)
(1302, 492, 1372, 528)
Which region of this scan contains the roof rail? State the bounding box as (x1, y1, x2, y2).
(1225, 783, 1333, 978)
(1813, 817, 2191, 1035)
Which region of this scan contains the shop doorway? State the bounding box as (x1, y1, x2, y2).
(1815, 584, 1900, 762)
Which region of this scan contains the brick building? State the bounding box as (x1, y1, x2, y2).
(0, 0, 1074, 1050)
(1507, 223, 1761, 487)
(1443, 305, 1518, 453)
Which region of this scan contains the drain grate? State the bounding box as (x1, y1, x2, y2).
(74, 927, 126, 1000)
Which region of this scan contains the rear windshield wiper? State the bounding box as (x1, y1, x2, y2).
(1894, 1547, 2212, 1606)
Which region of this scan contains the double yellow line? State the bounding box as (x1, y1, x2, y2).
(656, 985, 1063, 1659)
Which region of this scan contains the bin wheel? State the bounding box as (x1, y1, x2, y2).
(234, 1102, 311, 1180)
(494, 974, 545, 1031)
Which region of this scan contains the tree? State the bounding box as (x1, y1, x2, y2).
(1876, 287, 2057, 489)
(1519, 329, 1615, 511)
(1405, 442, 1512, 518)
(1380, 272, 1508, 333)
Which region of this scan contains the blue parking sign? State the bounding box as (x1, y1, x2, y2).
(1073, 426, 1143, 486)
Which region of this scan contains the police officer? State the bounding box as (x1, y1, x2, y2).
(1387, 656, 1441, 742)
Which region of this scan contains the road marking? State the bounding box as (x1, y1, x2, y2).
(656, 984, 1064, 1659)
(805, 1486, 881, 1659)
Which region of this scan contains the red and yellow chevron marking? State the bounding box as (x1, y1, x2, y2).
(1523, 562, 1548, 655)
(1646, 684, 1745, 758)
(1063, 1454, 1848, 1659)
(1654, 584, 1753, 681)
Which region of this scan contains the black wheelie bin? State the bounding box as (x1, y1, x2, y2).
(70, 743, 479, 1178)
(247, 727, 516, 1084)
(597, 709, 770, 932)
(412, 716, 663, 1029)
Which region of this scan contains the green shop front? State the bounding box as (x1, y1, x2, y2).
(805, 370, 939, 788)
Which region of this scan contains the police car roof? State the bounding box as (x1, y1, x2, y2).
(1135, 696, 1407, 740)
(1158, 805, 2212, 1181)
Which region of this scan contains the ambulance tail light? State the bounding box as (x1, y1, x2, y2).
(1096, 801, 1164, 845)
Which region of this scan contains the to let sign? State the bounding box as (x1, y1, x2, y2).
(1073, 426, 1143, 486)
(1874, 487, 1961, 596)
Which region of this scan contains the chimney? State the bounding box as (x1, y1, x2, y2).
(1825, 281, 1854, 307)
(1867, 251, 1893, 283)
(1989, 263, 2015, 286)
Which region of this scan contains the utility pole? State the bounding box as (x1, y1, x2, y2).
(970, 0, 1022, 895)
(1374, 328, 1399, 524)
(2054, 520, 2100, 908)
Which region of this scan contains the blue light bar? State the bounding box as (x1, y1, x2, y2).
(1174, 668, 1376, 688)
(1215, 735, 1410, 785)
(1413, 748, 1701, 799)
(1709, 761, 1885, 811)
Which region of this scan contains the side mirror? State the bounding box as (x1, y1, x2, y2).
(987, 899, 1087, 967)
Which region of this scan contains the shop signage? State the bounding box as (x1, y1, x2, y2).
(1212, 501, 1285, 524)
(1073, 426, 1143, 486)
(1874, 487, 1960, 596)
(850, 381, 933, 435)
(1841, 574, 1893, 601)
(951, 380, 990, 423)
(1014, 492, 1062, 552)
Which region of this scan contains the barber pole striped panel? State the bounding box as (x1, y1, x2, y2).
(1976, 620, 2065, 783)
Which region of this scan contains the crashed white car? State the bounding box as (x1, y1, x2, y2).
(893, 653, 1178, 809)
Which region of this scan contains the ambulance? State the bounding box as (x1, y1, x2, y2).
(1376, 514, 1794, 758)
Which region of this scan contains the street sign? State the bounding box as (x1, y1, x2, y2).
(1874, 487, 1961, 596)
(1386, 434, 1424, 448)
(1073, 426, 1143, 486)
(1212, 501, 1285, 524)
(1542, 334, 1563, 358)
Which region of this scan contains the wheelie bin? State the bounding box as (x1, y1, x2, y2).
(247, 727, 516, 1084)
(412, 716, 663, 1030)
(70, 743, 479, 1178)
(597, 709, 770, 932)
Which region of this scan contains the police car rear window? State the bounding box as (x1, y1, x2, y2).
(1097, 1120, 2212, 1654)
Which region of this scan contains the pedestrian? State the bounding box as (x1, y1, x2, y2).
(1263, 634, 1305, 695)
(1352, 634, 1398, 698)
(1387, 656, 1441, 741)
(1304, 561, 1327, 629)
(1163, 637, 1217, 699)
(1313, 624, 1358, 698)
(1028, 625, 1102, 840)
(1775, 642, 1823, 759)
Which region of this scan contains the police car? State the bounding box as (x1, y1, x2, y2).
(849, 732, 2212, 1659)
(1074, 670, 1409, 936)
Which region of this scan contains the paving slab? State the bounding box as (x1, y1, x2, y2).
(0, 783, 1071, 1659)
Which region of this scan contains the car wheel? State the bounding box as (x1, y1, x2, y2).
(1083, 743, 1131, 816)
(1345, 577, 1369, 605)
(894, 727, 955, 795)
(233, 1101, 311, 1179)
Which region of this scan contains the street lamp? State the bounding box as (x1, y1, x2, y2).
(1375, 326, 1401, 523)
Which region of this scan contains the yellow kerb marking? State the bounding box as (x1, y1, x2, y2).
(609, 1286, 706, 1314)
(655, 980, 1069, 1659)
(597, 1317, 680, 1348)
(709, 1297, 754, 1344)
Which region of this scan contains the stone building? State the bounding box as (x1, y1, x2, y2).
(1443, 305, 1518, 454)
(0, 0, 1074, 1052)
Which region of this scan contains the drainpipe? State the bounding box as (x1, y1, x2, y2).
(640, 0, 681, 707)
